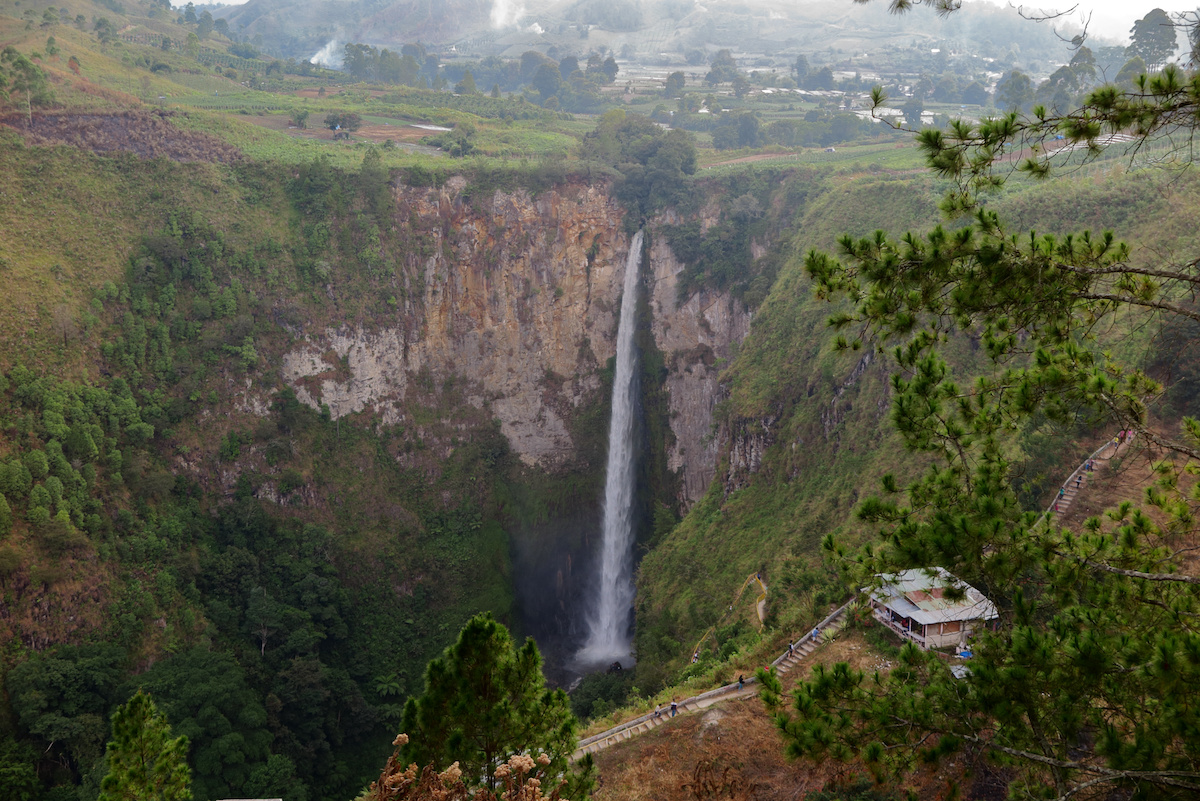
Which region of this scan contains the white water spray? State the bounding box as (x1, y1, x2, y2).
(579, 231, 643, 665)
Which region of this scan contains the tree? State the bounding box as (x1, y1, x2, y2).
(783, 5, 1200, 792)
(705, 49, 738, 85)
(290, 109, 309, 129)
(1, 47, 53, 126)
(994, 69, 1033, 111)
(520, 50, 547, 81)
(98, 690, 191, 801)
(810, 66, 834, 90)
(398, 613, 587, 795)
(579, 111, 696, 217)
(900, 97, 923, 127)
(1128, 8, 1178, 69)
(732, 73, 751, 99)
(325, 111, 361, 131)
(961, 80, 988, 106)
(664, 70, 685, 98)
(1069, 45, 1097, 88)
(792, 54, 809, 83)
(601, 55, 619, 83)
(454, 69, 477, 95)
(134, 647, 273, 799)
(1116, 55, 1148, 87)
(51, 304, 76, 346)
(196, 10, 213, 39)
(532, 63, 562, 101)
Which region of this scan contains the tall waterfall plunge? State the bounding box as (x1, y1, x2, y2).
(579, 230, 644, 665)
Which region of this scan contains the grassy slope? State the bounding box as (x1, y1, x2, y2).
(0, 132, 292, 372)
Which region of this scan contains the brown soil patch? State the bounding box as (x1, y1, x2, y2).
(1057, 431, 1200, 574)
(592, 629, 1005, 800)
(239, 114, 443, 145)
(1, 110, 241, 163)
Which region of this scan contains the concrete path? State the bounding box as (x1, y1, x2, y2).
(1045, 433, 1135, 518)
(572, 602, 851, 760)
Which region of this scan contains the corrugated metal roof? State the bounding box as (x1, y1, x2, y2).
(866, 567, 998, 626)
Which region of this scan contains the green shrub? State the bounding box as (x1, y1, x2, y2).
(23, 450, 48, 480)
(0, 462, 32, 498)
(0, 545, 19, 577)
(30, 484, 51, 511)
(569, 669, 634, 721)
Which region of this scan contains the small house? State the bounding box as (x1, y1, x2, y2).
(866, 567, 997, 650)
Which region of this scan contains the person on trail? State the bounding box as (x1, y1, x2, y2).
(811, 627, 820, 643)
(737, 674, 745, 690)
(670, 699, 678, 718)
(1058, 487, 1065, 498)
(692, 650, 699, 664)
(653, 704, 661, 719)
(1076, 474, 1082, 487)
(787, 640, 794, 656)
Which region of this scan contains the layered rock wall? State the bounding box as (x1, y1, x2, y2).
(282, 178, 752, 504)
(647, 232, 752, 506)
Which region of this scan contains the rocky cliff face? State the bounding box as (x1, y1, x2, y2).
(281, 178, 750, 504)
(647, 232, 752, 506)
(282, 178, 625, 467)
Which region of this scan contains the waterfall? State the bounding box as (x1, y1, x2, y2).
(579, 230, 643, 665)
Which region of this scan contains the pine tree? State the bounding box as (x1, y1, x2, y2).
(98, 690, 192, 801)
(775, 3, 1200, 799)
(1128, 8, 1178, 69)
(398, 613, 589, 796)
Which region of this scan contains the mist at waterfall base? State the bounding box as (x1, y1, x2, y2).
(509, 233, 645, 686)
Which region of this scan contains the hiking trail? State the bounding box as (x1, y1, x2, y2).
(572, 602, 851, 760)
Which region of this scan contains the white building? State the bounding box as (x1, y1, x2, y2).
(867, 567, 998, 650)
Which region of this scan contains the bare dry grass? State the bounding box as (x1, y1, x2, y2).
(1058, 431, 1200, 575)
(591, 629, 1001, 800)
(1, 110, 242, 162)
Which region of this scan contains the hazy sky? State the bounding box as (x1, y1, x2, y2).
(967, 1, 1194, 41)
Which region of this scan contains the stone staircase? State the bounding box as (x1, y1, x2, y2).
(1048, 434, 1133, 518)
(572, 602, 851, 761)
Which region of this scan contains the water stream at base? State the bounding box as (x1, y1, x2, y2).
(577, 230, 643, 667)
